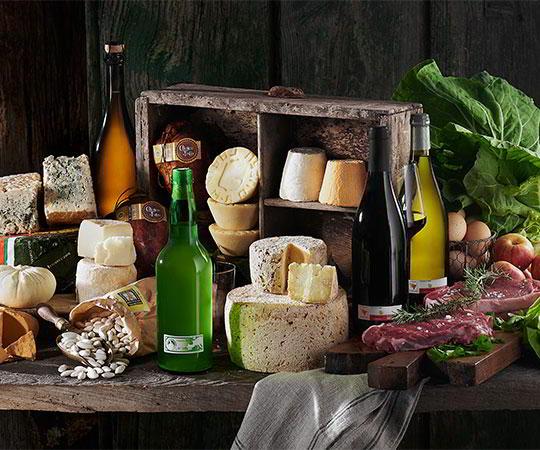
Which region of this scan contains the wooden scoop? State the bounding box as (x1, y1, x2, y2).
(36, 304, 114, 366)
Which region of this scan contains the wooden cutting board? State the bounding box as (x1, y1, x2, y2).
(325, 331, 521, 389)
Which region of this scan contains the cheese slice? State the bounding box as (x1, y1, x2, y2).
(279, 147, 327, 202)
(76, 258, 137, 302)
(319, 160, 366, 207)
(287, 263, 338, 304)
(5, 331, 36, 360)
(0, 347, 8, 364)
(249, 236, 327, 294)
(78, 219, 133, 258)
(225, 284, 348, 373)
(94, 236, 137, 266)
(205, 147, 259, 204)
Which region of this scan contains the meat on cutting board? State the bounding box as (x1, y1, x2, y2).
(425, 278, 540, 313)
(362, 310, 493, 353)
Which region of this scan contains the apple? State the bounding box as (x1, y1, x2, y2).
(530, 256, 540, 280)
(492, 233, 535, 270)
(491, 261, 526, 281)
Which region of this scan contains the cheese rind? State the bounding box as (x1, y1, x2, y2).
(209, 224, 259, 257)
(207, 199, 258, 231)
(0, 173, 41, 235)
(319, 160, 366, 207)
(225, 285, 348, 373)
(287, 263, 338, 304)
(249, 236, 327, 294)
(94, 236, 137, 266)
(76, 258, 137, 302)
(77, 219, 133, 258)
(205, 147, 259, 204)
(279, 147, 327, 202)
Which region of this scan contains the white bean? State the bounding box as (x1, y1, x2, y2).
(87, 369, 99, 379)
(58, 364, 70, 373)
(60, 370, 74, 377)
(101, 372, 115, 379)
(102, 366, 111, 373)
(77, 372, 87, 380)
(115, 365, 126, 375)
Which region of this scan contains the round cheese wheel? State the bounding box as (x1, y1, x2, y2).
(205, 147, 259, 204)
(225, 285, 348, 373)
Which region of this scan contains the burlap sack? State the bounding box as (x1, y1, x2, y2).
(69, 277, 157, 357)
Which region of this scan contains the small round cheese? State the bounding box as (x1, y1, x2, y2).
(279, 147, 327, 202)
(319, 160, 366, 207)
(76, 258, 137, 302)
(207, 199, 258, 231)
(209, 224, 259, 257)
(225, 285, 348, 373)
(205, 147, 259, 204)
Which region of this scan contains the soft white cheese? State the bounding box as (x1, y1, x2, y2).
(279, 147, 327, 202)
(225, 284, 348, 373)
(76, 258, 136, 302)
(287, 263, 338, 304)
(77, 219, 133, 259)
(94, 236, 137, 267)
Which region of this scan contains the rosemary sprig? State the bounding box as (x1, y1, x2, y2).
(393, 265, 509, 324)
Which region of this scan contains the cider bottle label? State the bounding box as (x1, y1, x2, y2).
(163, 334, 204, 354)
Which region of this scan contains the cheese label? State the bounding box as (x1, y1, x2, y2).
(116, 201, 167, 223)
(153, 140, 202, 164)
(408, 277, 447, 294)
(108, 285, 151, 313)
(358, 304, 401, 322)
(163, 334, 204, 354)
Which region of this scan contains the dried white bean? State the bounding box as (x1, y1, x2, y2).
(115, 365, 126, 375)
(109, 362, 118, 370)
(101, 372, 115, 379)
(62, 332, 79, 340)
(76, 341, 94, 350)
(78, 350, 91, 357)
(94, 367, 103, 374)
(58, 364, 70, 372)
(77, 371, 87, 380)
(60, 370, 74, 377)
(102, 366, 111, 373)
(74, 366, 86, 372)
(87, 368, 99, 379)
(70, 371, 79, 378)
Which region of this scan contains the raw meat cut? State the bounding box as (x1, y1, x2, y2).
(425, 278, 540, 313)
(362, 310, 493, 353)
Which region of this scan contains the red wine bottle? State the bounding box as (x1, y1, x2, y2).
(352, 126, 408, 332)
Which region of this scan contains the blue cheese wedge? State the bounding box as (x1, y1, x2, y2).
(0, 173, 41, 235)
(249, 236, 327, 294)
(225, 284, 348, 373)
(287, 263, 338, 304)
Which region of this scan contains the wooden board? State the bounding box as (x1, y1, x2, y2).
(48, 294, 78, 316)
(324, 335, 386, 375)
(368, 351, 426, 390)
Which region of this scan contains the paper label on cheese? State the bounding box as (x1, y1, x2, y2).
(108, 285, 151, 313)
(153, 140, 202, 164)
(163, 334, 204, 354)
(116, 201, 167, 223)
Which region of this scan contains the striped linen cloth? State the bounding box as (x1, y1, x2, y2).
(232, 369, 427, 450)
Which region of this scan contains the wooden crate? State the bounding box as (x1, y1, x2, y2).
(135, 84, 421, 284)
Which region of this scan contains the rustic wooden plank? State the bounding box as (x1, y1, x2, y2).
(368, 351, 426, 390)
(0, 1, 88, 177)
(279, 0, 428, 99)
(431, 0, 540, 102)
(86, 0, 273, 139)
(264, 198, 356, 214)
(325, 335, 386, 375)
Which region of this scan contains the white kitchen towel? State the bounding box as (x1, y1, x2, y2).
(232, 369, 427, 450)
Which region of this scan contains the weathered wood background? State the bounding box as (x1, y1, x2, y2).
(0, 0, 539, 448)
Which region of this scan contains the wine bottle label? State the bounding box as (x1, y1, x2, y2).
(163, 334, 204, 354)
(408, 277, 447, 294)
(153, 139, 202, 164)
(358, 304, 402, 322)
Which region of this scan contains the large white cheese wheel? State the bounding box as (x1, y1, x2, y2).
(279, 147, 326, 202)
(78, 219, 133, 259)
(319, 160, 366, 207)
(205, 147, 259, 204)
(76, 258, 137, 302)
(249, 236, 327, 294)
(225, 285, 348, 373)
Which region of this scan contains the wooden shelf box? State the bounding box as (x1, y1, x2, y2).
(135, 84, 421, 284)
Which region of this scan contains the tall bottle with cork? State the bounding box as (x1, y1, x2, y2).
(156, 168, 213, 373)
(408, 113, 448, 304)
(352, 126, 408, 332)
(93, 42, 137, 218)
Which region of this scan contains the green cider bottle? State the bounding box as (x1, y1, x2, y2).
(156, 167, 213, 372)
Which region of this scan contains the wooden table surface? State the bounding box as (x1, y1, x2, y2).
(1, 347, 540, 414)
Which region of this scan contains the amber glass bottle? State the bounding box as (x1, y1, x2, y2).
(93, 42, 137, 217)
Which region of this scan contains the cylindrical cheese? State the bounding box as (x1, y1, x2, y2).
(279, 147, 327, 202)
(225, 285, 348, 373)
(76, 258, 137, 302)
(319, 160, 366, 207)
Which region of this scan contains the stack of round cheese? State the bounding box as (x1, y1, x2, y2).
(206, 147, 260, 257)
(225, 236, 349, 373)
(75, 219, 137, 302)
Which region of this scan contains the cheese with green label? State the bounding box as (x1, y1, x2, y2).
(225, 284, 348, 373)
(249, 236, 327, 294)
(287, 263, 338, 304)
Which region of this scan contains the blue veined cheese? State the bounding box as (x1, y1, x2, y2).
(249, 236, 327, 294)
(0, 173, 41, 235)
(287, 263, 338, 304)
(225, 285, 348, 373)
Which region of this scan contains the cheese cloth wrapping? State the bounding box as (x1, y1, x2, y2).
(233, 370, 428, 450)
(69, 277, 157, 357)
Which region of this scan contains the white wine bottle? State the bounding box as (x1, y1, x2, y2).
(408, 114, 448, 305)
(93, 42, 137, 217)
